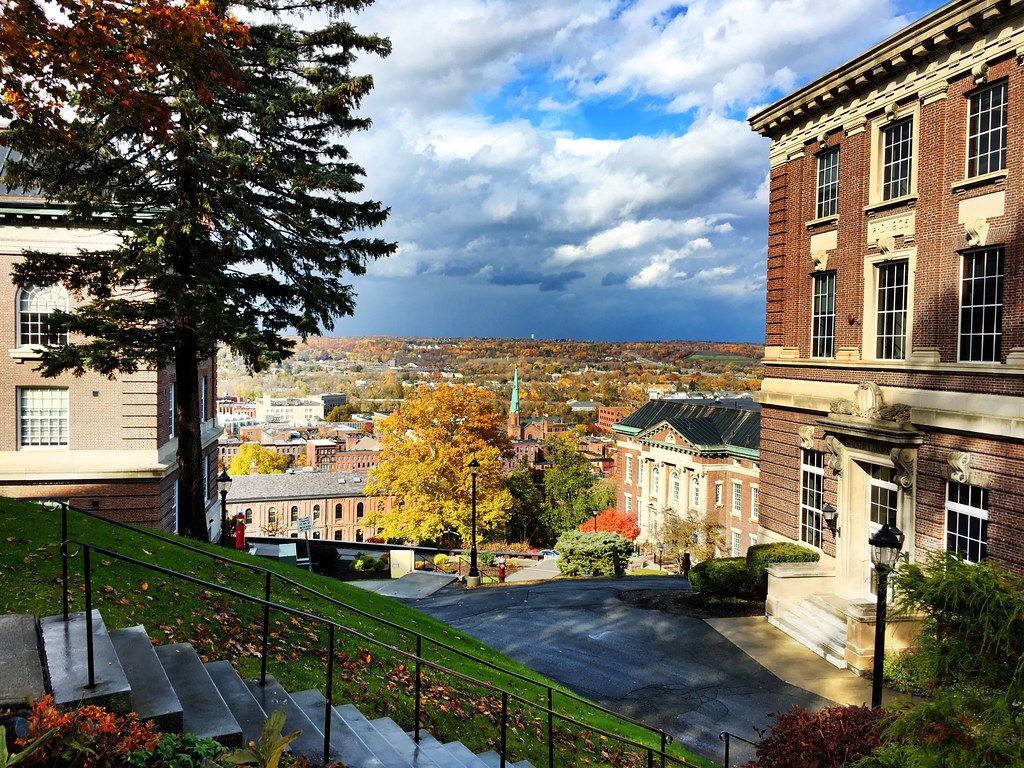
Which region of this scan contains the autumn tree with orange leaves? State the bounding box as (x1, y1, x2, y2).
(578, 509, 639, 540)
(364, 384, 515, 544)
(0, 0, 394, 538)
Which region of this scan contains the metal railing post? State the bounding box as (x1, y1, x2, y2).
(84, 546, 95, 689)
(500, 691, 508, 768)
(324, 624, 334, 765)
(61, 502, 69, 621)
(260, 570, 271, 685)
(414, 635, 422, 742)
(547, 687, 554, 768)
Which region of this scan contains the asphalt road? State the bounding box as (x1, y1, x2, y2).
(401, 577, 832, 764)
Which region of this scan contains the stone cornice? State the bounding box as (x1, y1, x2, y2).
(749, 0, 1024, 138)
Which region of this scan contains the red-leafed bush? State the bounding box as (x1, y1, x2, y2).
(745, 704, 883, 768)
(578, 509, 639, 540)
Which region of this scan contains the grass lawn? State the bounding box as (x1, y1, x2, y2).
(0, 498, 713, 768)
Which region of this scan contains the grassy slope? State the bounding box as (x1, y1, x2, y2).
(0, 498, 711, 768)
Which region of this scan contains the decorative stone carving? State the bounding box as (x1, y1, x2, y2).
(972, 61, 990, 84)
(811, 250, 830, 271)
(829, 381, 911, 423)
(885, 102, 899, 120)
(948, 451, 971, 484)
(818, 131, 829, 148)
(965, 217, 990, 247)
(798, 425, 815, 449)
(876, 235, 896, 256)
(825, 435, 843, 476)
(890, 448, 916, 494)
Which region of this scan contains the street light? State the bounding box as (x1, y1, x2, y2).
(821, 503, 840, 537)
(592, 509, 599, 532)
(468, 458, 480, 582)
(869, 521, 904, 708)
(217, 470, 233, 547)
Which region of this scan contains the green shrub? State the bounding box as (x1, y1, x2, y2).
(479, 551, 496, 567)
(688, 557, 747, 596)
(372, 558, 386, 572)
(433, 553, 450, 568)
(748, 704, 882, 767)
(554, 531, 633, 577)
(745, 543, 819, 598)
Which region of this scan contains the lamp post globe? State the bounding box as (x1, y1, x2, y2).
(592, 509, 599, 532)
(869, 521, 904, 708)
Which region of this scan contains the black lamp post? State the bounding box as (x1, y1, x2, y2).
(822, 503, 840, 537)
(869, 521, 904, 708)
(592, 509, 599, 532)
(468, 458, 480, 580)
(217, 470, 233, 547)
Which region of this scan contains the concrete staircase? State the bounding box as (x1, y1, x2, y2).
(1, 611, 535, 768)
(768, 594, 849, 669)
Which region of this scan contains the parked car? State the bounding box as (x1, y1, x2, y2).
(539, 549, 559, 559)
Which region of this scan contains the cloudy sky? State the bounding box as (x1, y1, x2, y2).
(331, 0, 944, 343)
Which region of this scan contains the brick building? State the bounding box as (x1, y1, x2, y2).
(1, 147, 221, 532)
(306, 436, 381, 472)
(612, 400, 761, 560)
(748, 0, 1024, 670)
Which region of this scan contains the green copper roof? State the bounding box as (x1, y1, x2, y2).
(509, 366, 520, 414)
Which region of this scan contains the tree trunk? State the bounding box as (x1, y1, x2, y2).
(174, 320, 207, 540)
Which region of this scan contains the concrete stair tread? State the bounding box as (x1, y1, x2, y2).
(772, 597, 849, 668)
(109, 626, 183, 733)
(156, 643, 241, 747)
(477, 750, 536, 768)
(289, 688, 382, 768)
(336, 703, 416, 768)
(41, 611, 131, 711)
(242, 675, 327, 763)
(0, 615, 46, 709)
(407, 730, 471, 768)
(443, 739, 491, 768)
(370, 716, 446, 768)
(204, 660, 267, 749)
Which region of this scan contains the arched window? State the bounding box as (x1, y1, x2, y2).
(356, 502, 364, 518)
(691, 477, 700, 507)
(18, 284, 68, 347)
(244, 508, 253, 525)
(333, 530, 343, 540)
(312, 531, 320, 539)
(267, 507, 277, 524)
(290, 505, 298, 522)
(355, 529, 363, 542)
(334, 503, 343, 521)
(671, 472, 680, 502)
(651, 467, 661, 496)
(313, 504, 321, 520)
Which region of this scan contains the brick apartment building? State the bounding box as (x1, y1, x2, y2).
(1, 147, 221, 531)
(748, 0, 1024, 670)
(612, 399, 761, 560)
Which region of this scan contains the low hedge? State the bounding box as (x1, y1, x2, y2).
(746, 542, 820, 597)
(554, 530, 633, 577)
(688, 556, 747, 596)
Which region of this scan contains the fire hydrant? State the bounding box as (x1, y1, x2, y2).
(234, 513, 246, 550)
(497, 557, 506, 583)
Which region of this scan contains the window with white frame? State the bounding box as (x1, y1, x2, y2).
(625, 455, 633, 483)
(290, 505, 299, 522)
(169, 382, 176, 438)
(731, 530, 742, 557)
(811, 272, 836, 358)
(203, 455, 210, 500)
(882, 117, 913, 200)
(18, 388, 69, 447)
(267, 507, 277, 524)
(17, 284, 68, 347)
(200, 375, 208, 423)
(691, 476, 700, 508)
(959, 247, 1003, 363)
(625, 494, 632, 513)
(800, 450, 824, 548)
(946, 481, 988, 563)
(651, 466, 660, 497)
(732, 482, 743, 515)
(671, 472, 680, 502)
(968, 81, 1007, 178)
(816, 147, 839, 219)
(244, 508, 253, 525)
(875, 261, 908, 360)
(714, 481, 723, 506)
(751, 487, 760, 521)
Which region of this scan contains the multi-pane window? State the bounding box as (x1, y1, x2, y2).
(882, 117, 913, 200)
(946, 481, 988, 563)
(731, 531, 742, 557)
(691, 477, 700, 508)
(651, 467, 660, 498)
(960, 247, 1003, 362)
(169, 383, 176, 438)
(816, 147, 839, 218)
(18, 388, 69, 447)
(751, 487, 760, 521)
(811, 272, 836, 358)
(356, 502, 364, 518)
(868, 465, 898, 529)
(200, 375, 208, 423)
(625, 494, 632, 513)
(267, 507, 277, 524)
(18, 284, 68, 346)
(876, 261, 908, 359)
(625, 455, 633, 483)
(313, 504, 321, 520)
(714, 482, 723, 506)
(800, 450, 824, 548)
(732, 482, 743, 515)
(671, 473, 680, 502)
(244, 508, 253, 525)
(290, 505, 299, 522)
(968, 81, 1007, 177)
(335, 503, 343, 521)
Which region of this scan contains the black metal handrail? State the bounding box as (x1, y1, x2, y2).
(718, 730, 759, 767)
(50, 500, 687, 765)
(61, 537, 701, 768)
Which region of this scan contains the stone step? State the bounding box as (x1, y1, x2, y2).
(370, 716, 446, 768)
(242, 675, 328, 763)
(336, 703, 416, 768)
(443, 738, 492, 768)
(156, 644, 241, 747)
(109, 626, 183, 733)
(0, 615, 46, 710)
(477, 750, 537, 768)
(770, 598, 848, 669)
(205, 660, 268, 749)
(41, 611, 131, 712)
(289, 689, 384, 768)
(405, 730, 465, 768)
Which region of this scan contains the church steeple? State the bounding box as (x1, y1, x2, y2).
(507, 366, 521, 440)
(510, 366, 520, 414)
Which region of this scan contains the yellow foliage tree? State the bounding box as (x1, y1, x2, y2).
(365, 384, 515, 543)
(228, 443, 290, 475)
